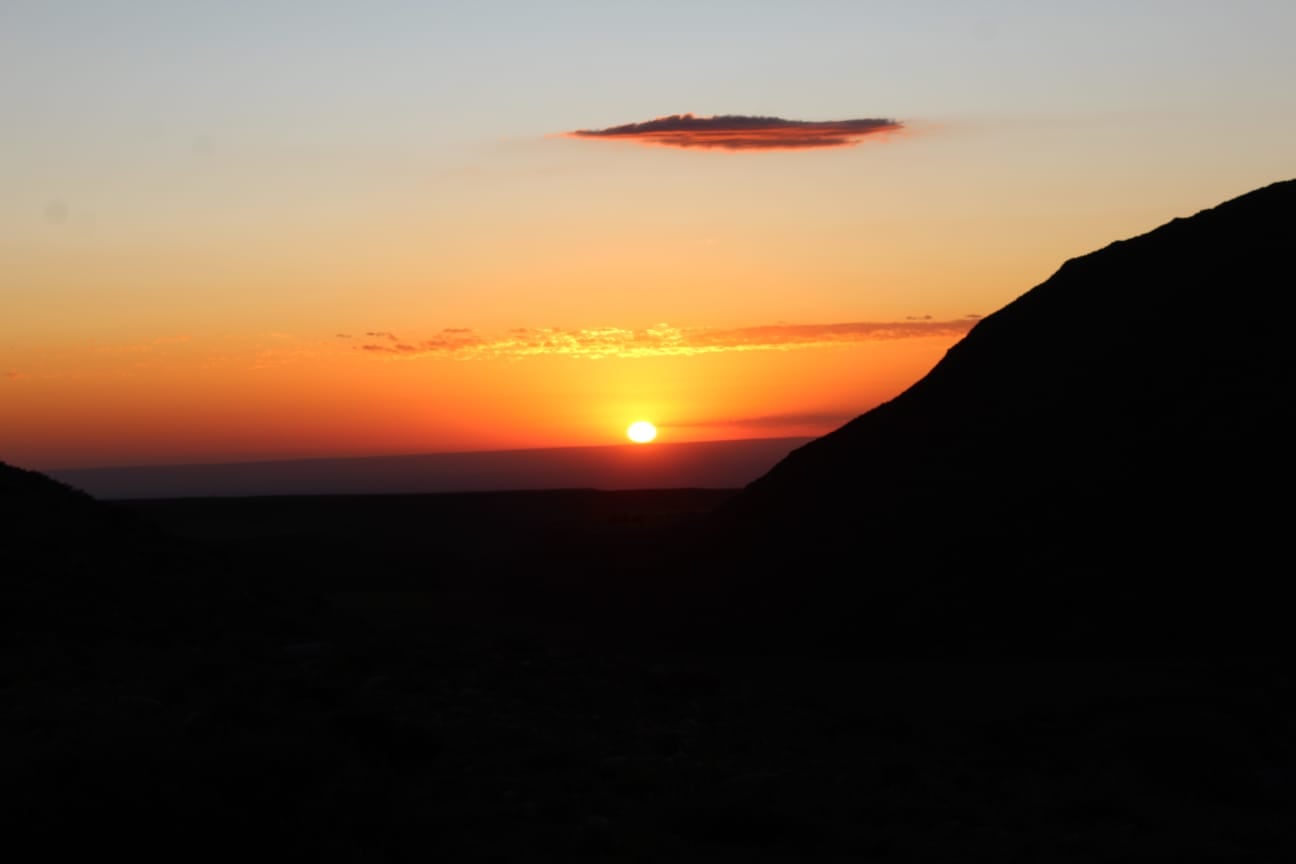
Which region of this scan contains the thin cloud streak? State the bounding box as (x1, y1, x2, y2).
(667, 410, 857, 431)
(351, 319, 977, 361)
(565, 113, 903, 151)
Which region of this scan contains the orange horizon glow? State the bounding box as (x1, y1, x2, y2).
(1, 327, 966, 471)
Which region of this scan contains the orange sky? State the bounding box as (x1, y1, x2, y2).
(3, 3, 1294, 470)
(2, 323, 964, 468)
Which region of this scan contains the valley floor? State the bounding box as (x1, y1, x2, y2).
(7, 490, 1293, 859)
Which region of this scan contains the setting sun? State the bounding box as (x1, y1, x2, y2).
(627, 421, 658, 444)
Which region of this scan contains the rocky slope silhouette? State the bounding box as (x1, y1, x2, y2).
(1, 460, 239, 638)
(6, 185, 1296, 856)
(723, 180, 1296, 653)
(2, 460, 144, 624)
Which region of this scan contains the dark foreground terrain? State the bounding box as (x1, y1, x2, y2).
(7, 180, 1296, 858)
(5, 483, 1293, 860)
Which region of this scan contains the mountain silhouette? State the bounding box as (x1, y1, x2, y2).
(1, 460, 209, 636)
(1, 459, 132, 579)
(721, 180, 1296, 653)
(7, 191, 1296, 858)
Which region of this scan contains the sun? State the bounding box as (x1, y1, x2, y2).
(627, 420, 658, 444)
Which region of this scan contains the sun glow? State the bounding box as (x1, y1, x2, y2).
(627, 421, 658, 444)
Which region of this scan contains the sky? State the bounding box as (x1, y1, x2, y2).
(3, 0, 1295, 469)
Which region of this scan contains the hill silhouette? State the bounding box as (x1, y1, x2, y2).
(721, 179, 1296, 653)
(6, 186, 1296, 858)
(1, 460, 148, 626)
(1, 459, 246, 639)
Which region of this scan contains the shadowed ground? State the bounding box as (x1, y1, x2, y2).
(4, 481, 1293, 859)
(6, 180, 1296, 858)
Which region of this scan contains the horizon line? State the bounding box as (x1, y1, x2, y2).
(37, 435, 818, 474)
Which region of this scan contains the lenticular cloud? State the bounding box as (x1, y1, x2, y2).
(565, 113, 902, 151)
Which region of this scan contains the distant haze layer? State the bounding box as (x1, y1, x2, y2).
(51, 438, 813, 500)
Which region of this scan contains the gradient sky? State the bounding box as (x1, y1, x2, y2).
(4, 1, 1294, 468)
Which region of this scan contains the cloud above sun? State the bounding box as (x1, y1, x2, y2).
(564, 113, 903, 151)
(351, 318, 978, 361)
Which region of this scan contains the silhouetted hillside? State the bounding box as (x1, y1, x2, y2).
(724, 180, 1296, 653)
(2, 458, 129, 584)
(7, 180, 1296, 856)
(1, 459, 202, 635)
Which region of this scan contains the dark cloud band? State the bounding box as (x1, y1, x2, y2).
(565, 113, 902, 150)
